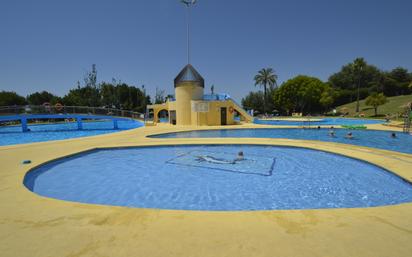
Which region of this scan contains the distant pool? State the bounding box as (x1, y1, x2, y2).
(0, 120, 143, 146)
(24, 145, 412, 210)
(255, 117, 384, 126)
(150, 128, 412, 154)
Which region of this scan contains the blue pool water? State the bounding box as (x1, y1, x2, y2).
(150, 128, 412, 154)
(0, 120, 143, 146)
(24, 145, 412, 211)
(255, 117, 384, 126)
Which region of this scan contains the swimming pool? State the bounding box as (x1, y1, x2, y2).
(24, 145, 412, 211)
(150, 128, 412, 154)
(255, 117, 384, 126)
(0, 120, 143, 146)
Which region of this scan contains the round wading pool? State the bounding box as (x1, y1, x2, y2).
(24, 145, 412, 211)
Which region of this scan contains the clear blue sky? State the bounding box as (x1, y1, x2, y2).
(1, 0, 411, 101)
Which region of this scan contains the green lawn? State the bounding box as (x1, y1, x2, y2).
(335, 94, 412, 118)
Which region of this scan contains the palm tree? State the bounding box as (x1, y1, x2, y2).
(254, 68, 278, 114)
(351, 58, 366, 113)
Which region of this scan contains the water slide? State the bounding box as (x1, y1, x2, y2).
(228, 98, 254, 123)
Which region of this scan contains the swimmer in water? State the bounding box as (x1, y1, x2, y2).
(196, 155, 235, 164)
(345, 132, 354, 139)
(391, 132, 396, 138)
(235, 151, 245, 161)
(196, 151, 245, 164)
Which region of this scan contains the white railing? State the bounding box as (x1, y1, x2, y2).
(0, 105, 144, 120)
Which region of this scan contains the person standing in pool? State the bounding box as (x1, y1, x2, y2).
(328, 126, 336, 137)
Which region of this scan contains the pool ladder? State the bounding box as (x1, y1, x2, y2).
(402, 104, 411, 134)
(302, 118, 312, 129)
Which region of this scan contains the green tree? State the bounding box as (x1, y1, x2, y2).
(100, 82, 118, 108)
(254, 68, 278, 114)
(63, 64, 101, 107)
(27, 91, 61, 105)
(116, 83, 134, 109)
(62, 81, 149, 113)
(63, 81, 100, 106)
(319, 87, 334, 112)
(365, 93, 387, 116)
(381, 67, 412, 96)
(328, 58, 382, 105)
(0, 91, 26, 106)
(241, 91, 265, 114)
(274, 75, 329, 115)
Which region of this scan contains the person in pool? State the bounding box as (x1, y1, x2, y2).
(391, 132, 397, 138)
(235, 151, 245, 161)
(196, 151, 245, 165)
(317, 126, 321, 130)
(345, 132, 354, 139)
(197, 155, 234, 164)
(328, 126, 336, 137)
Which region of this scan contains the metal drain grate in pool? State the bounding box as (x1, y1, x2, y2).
(166, 150, 275, 176)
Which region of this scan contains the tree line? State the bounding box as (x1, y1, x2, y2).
(242, 58, 412, 116)
(1, 59, 411, 116)
(0, 65, 151, 113)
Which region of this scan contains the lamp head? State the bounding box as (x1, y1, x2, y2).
(181, 0, 197, 7)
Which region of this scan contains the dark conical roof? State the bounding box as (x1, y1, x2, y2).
(174, 64, 204, 88)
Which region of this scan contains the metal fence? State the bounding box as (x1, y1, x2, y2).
(0, 105, 144, 120)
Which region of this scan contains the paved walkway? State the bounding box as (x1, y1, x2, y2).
(0, 123, 411, 257)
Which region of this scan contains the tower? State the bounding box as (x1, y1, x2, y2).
(174, 64, 204, 125)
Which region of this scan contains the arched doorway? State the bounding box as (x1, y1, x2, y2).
(157, 109, 169, 123)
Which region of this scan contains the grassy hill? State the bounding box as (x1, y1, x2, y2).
(335, 94, 412, 118)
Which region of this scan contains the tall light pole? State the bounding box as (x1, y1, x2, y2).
(181, 0, 197, 64)
(353, 58, 365, 113)
(356, 66, 362, 113)
(142, 84, 146, 115)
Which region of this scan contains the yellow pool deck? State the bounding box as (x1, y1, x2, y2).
(1, 123, 411, 257)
